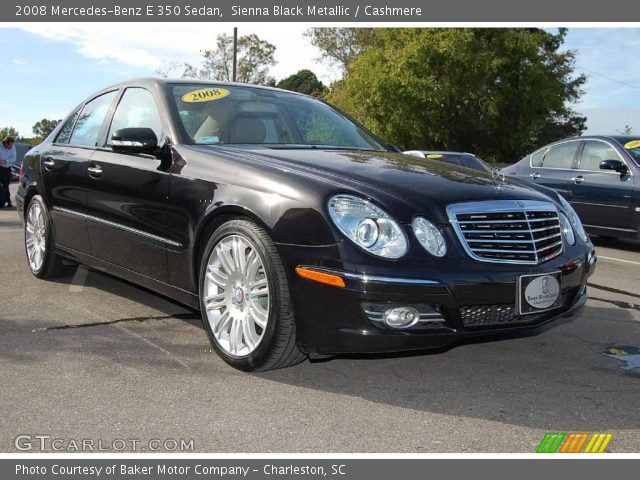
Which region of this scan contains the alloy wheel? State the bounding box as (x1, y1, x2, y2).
(25, 202, 46, 272)
(204, 234, 270, 357)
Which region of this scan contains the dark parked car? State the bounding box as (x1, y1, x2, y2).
(17, 78, 596, 371)
(9, 164, 20, 182)
(502, 136, 640, 239)
(403, 150, 495, 174)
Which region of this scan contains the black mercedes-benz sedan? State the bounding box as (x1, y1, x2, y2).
(502, 136, 640, 240)
(16, 78, 597, 371)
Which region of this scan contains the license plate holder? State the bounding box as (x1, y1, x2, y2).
(516, 272, 562, 315)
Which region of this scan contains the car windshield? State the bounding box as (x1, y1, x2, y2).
(622, 142, 640, 164)
(172, 84, 386, 151)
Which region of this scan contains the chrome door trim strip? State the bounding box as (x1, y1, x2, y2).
(53, 207, 182, 248)
(343, 272, 440, 285)
(297, 265, 440, 285)
(571, 201, 629, 209)
(583, 224, 636, 233)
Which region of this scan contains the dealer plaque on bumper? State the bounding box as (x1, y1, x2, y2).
(517, 272, 562, 315)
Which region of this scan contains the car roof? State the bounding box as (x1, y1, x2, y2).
(93, 77, 312, 99)
(551, 135, 639, 144)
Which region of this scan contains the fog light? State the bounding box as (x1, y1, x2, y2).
(383, 306, 420, 329)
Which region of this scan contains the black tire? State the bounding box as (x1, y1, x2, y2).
(198, 218, 306, 371)
(24, 195, 65, 279)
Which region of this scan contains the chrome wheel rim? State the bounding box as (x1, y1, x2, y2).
(204, 234, 270, 357)
(25, 202, 46, 272)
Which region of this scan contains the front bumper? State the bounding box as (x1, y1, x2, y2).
(279, 244, 597, 355)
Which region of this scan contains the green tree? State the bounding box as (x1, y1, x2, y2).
(32, 118, 61, 139)
(326, 28, 586, 163)
(0, 126, 20, 140)
(183, 33, 276, 85)
(305, 28, 378, 72)
(277, 69, 328, 97)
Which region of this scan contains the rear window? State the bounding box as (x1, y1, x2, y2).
(541, 142, 579, 169)
(530, 149, 546, 167)
(55, 109, 80, 144)
(69, 91, 118, 147)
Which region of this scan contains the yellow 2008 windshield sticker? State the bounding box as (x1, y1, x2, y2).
(624, 140, 640, 150)
(427, 154, 443, 159)
(182, 87, 230, 103)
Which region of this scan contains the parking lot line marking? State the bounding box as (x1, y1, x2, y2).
(597, 255, 640, 266)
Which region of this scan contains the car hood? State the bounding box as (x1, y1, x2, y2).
(193, 146, 558, 221)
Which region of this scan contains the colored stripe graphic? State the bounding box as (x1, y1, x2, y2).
(584, 433, 613, 453)
(573, 433, 589, 453)
(536, 432, 566, 453)
(537, 432, 613, 453)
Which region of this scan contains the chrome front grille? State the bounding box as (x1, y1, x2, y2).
(447, 200, 563, 265)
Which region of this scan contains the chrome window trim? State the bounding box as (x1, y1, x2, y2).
(529, 138, 634, 176)
(529, 138, 581, 170)
(447, 200, 563, 265)
(577, 139, 634, 176)
(52, 207, 182, 248)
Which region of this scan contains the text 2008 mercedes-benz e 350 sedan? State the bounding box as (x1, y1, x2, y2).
(16, 78, 597, 371)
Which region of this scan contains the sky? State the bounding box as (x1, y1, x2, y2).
(0, 24, 639, 139)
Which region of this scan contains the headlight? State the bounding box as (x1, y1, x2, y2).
(559, 212, 575, 246)
(328, 194, 408, 258)
(558, 195, 588, 243)
(412, 217, 447, 257)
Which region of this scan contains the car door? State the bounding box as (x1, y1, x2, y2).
(85, 87, 171, 281)
(569, 139, 634, 232)
(43, 91, 118, 254)
(529, 140, 581, 199)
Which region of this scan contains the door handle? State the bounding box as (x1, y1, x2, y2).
(571, 175, 585, 184)
(43, 158, 55, 171)
(88, 165, 103, 178)
(530, 172, 540, 180)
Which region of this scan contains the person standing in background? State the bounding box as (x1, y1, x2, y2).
(0, 136, 16, 208)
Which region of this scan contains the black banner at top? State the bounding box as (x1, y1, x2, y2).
(7, 0, 640, 22)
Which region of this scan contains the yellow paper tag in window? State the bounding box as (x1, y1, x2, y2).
(182, 87, 230, 103)
(623, 140, 640, 150)
(427, 154, 443, 159)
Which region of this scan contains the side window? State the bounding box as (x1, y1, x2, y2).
(107, 88, 163, 145)
(580, 141, 620, 171)
(541, 142, 579, 169)
(55, 109, 80, 144)
(69, 91, 117, 147)
(530, 149, 546, 167)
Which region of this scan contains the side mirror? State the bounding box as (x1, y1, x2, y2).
(110, 128, 158, 155)
(599, 159, 628, 174)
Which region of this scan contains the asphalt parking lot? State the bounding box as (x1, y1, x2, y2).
(1, 183, 639, 453)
